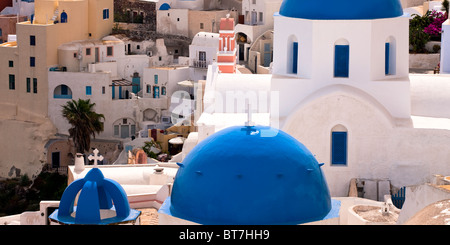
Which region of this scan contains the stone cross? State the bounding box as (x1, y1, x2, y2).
(88, 148, 103, 168)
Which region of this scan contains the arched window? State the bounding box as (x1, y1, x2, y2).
(53, 84, 72, 99)
(287, 35, 299, 74)
(61, 10, 68, 23)
(331, 124, 347, 165)
(334, 39, 349, 78)
(385, 36, 396, 75)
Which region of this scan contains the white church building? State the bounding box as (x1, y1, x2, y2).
(189, 0, 450, 197)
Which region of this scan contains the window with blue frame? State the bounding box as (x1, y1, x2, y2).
(292, 42, 298, 74)
(86, 86, 92, 95)
(334, 44, 349, 78)
(331, 131, 347, 165)
(103, 9, 110, 20)
(154, 74, 158, 84)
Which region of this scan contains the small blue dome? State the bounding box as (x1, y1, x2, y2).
(49, 168, 140, 225)
(168, 126, 332, 225)
(279, 0, 403, 20)
(159, 3, 171, 10)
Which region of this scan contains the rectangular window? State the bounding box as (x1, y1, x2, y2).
(86, 86, 92, 95)
(334, 45, 349, 78)
(154, 74, 158, 84)
(153, 86, 159, 98)
(107, 46, 113, 56)
(102, 86, 105, 94)
(331, 132, 347, 165)
(114, 125, 119, 136)
(292, 42, 298, 74)
(8, 60, 13, 67)
(9, 74, 15, 90)
(26, 78, 30, 93)
(259, 12, 263, 22)
(30, 57, 35, 67)
(161, 86, 166, 95)
(103, 9, 110, 19)
(86, 48, 91, 56)
(385, 43, 390, 75)
(146, 84, 151, 93)
(30, 35, 35, 46)
(200, 23, 204, 29)
(33, 78, 37, 93)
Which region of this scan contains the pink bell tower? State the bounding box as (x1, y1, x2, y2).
(217, 15, 237, 74)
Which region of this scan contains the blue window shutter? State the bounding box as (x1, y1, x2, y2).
(334, 45, 349, 77)
(292, 42, 298, 74)
(86, 86, 92, 95)
(332, 132, 347, 165)
(385, 43, 390, 75)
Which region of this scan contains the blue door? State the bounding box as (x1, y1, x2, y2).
(132, 77, 140, 94)
(153, 86, 160, 98)
(334, 45, 349, 77)
(331, 132, 347, 165)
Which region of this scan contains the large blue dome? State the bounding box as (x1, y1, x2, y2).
(168, 126, 332, 225)
(279, 0, 403, 20)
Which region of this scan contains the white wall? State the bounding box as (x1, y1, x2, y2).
(272, 15, 411, 120)
(157, 9, 189, 37)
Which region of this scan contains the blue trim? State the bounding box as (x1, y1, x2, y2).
(334, 45, 349, 78)
(279, 0, 403, 20)
(331, 132, 347, 165)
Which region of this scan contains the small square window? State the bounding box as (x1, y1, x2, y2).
(86, 86, 92, 95)
(73, 52, 77, 58)
(137, 45, 140, 50)
(30, 35, 35, 46)
(8, 60, 13, 67)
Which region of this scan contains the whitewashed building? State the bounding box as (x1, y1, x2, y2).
(188, 0, 450, 197)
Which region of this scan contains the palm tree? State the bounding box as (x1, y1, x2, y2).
(61, 99, 105, 154)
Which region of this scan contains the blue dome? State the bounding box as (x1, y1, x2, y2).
(168, 126, 332, 225)
(279, 0, 403, 20)
(49, 168, 140, 225)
